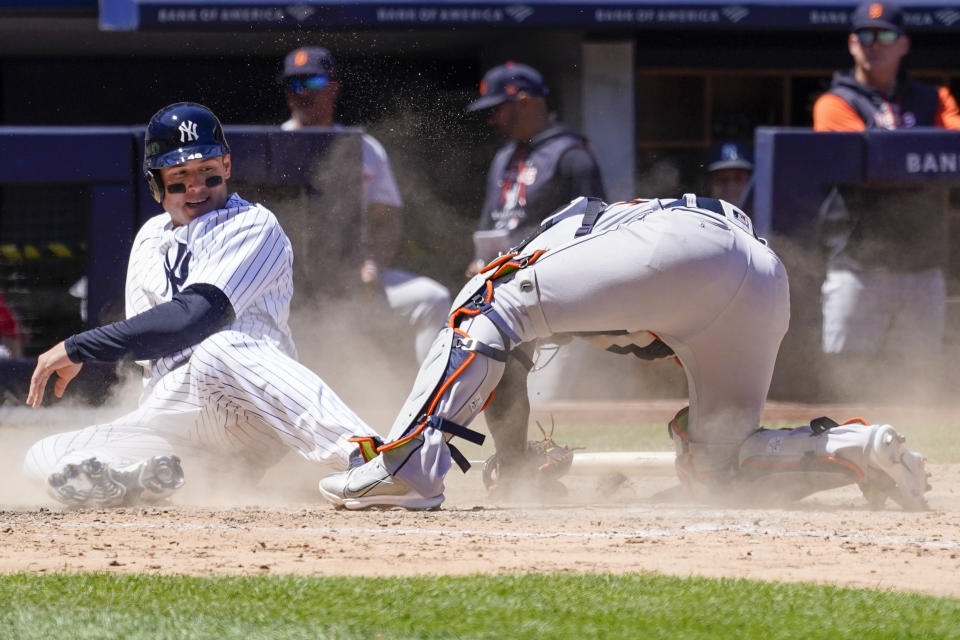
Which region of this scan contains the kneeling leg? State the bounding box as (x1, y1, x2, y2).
(735, 418, 931, 510)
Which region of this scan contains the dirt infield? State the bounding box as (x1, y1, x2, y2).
(1, 401, 959, 598)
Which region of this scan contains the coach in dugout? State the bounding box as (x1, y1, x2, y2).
(463, 62, 610, 404)
(464, 62, 606, 276)
(812, 1, 960, 400)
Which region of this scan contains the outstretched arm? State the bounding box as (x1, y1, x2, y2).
(27, 341, 82, 408)
(483, 341, 534, 470)
(26, 284, 234, 407)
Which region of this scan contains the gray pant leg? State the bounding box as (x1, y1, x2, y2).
(381, 268, 452, 362)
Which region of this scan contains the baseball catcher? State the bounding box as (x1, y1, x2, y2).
(319, 195, 930, 511)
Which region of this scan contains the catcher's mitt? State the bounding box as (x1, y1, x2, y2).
(481, 419, 581, 492)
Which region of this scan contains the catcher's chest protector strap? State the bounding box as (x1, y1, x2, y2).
(574, 197, 610, 237)
(508, 196, 607, 253)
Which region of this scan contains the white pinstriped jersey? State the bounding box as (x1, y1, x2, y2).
(23, 193, 379, 499)
(126, 193, 297, 384)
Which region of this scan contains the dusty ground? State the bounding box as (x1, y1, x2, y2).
(1, 401, 958, 598)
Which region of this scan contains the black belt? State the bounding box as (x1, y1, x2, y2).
(664, 196, 726, 216)
(664, 196, 760, 240)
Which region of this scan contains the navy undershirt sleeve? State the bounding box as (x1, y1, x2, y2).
(64, 284, 235, 363)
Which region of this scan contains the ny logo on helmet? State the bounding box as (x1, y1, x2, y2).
(178, 120, 199, 143)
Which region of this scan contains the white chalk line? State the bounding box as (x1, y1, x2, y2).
(4, 519, 958, 552)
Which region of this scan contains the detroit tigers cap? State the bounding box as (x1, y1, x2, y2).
(707, 141, 753, 173)
(466, 62, 549, 112)
(280, 46, 337, 80)
(850, 2, 904, 34)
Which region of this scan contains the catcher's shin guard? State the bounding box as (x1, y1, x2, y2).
(736, 417, 931, 509)
(377, 247, 547, 489)
(379, 326, 503, 476)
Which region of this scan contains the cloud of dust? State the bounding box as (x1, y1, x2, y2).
(0, 364, 143, 508)
(767, 231, 960, 409)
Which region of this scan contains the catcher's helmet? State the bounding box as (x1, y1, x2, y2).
(143, 102, 231, 203)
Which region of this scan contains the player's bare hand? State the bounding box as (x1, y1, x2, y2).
(27, 341, 82, 408)
(465, 259, 486, 278)
(360, 259, 381, 285)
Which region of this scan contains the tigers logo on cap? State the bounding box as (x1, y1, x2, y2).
(466, 61, 549, 112)
(850, 1, 904, 35)
(281, 46, 337, 80)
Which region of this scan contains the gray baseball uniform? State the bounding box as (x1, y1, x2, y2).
(320, 194, 930, 511)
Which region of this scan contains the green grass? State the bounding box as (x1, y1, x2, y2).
(528, 422, 675, 453)
(2, 573, 958, 639)
(880, 419, 960, 465)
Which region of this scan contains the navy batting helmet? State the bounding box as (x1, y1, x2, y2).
(143, 102, 231, 203)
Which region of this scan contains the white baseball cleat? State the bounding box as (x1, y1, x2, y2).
(861, 425, 931, 511)
(47, 455, 185, 508)
(319, 456, 443, 510)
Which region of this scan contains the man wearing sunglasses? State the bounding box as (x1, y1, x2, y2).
(813, 2, 960, 131)
(279, 46, 451, 364)
(812, 2, 960, 401)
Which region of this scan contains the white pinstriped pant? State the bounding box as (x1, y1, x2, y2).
(23, 330, 378, 484)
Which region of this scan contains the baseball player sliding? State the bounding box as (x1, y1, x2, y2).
(320, 195, 931, 511)
(23, 102, 380, 507)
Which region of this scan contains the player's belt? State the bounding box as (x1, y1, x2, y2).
(664, 196, 726, 216)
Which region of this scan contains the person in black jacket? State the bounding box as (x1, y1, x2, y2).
(465, 62, 606, 277)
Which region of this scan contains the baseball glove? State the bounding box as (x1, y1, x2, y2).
(481, 418, 581, 492)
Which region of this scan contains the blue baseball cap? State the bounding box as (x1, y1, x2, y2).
(707, 141, 753, 173)
(851, 2, 905, 34)
(466, 62, 549, 112)
(281, 46, 337, 80)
